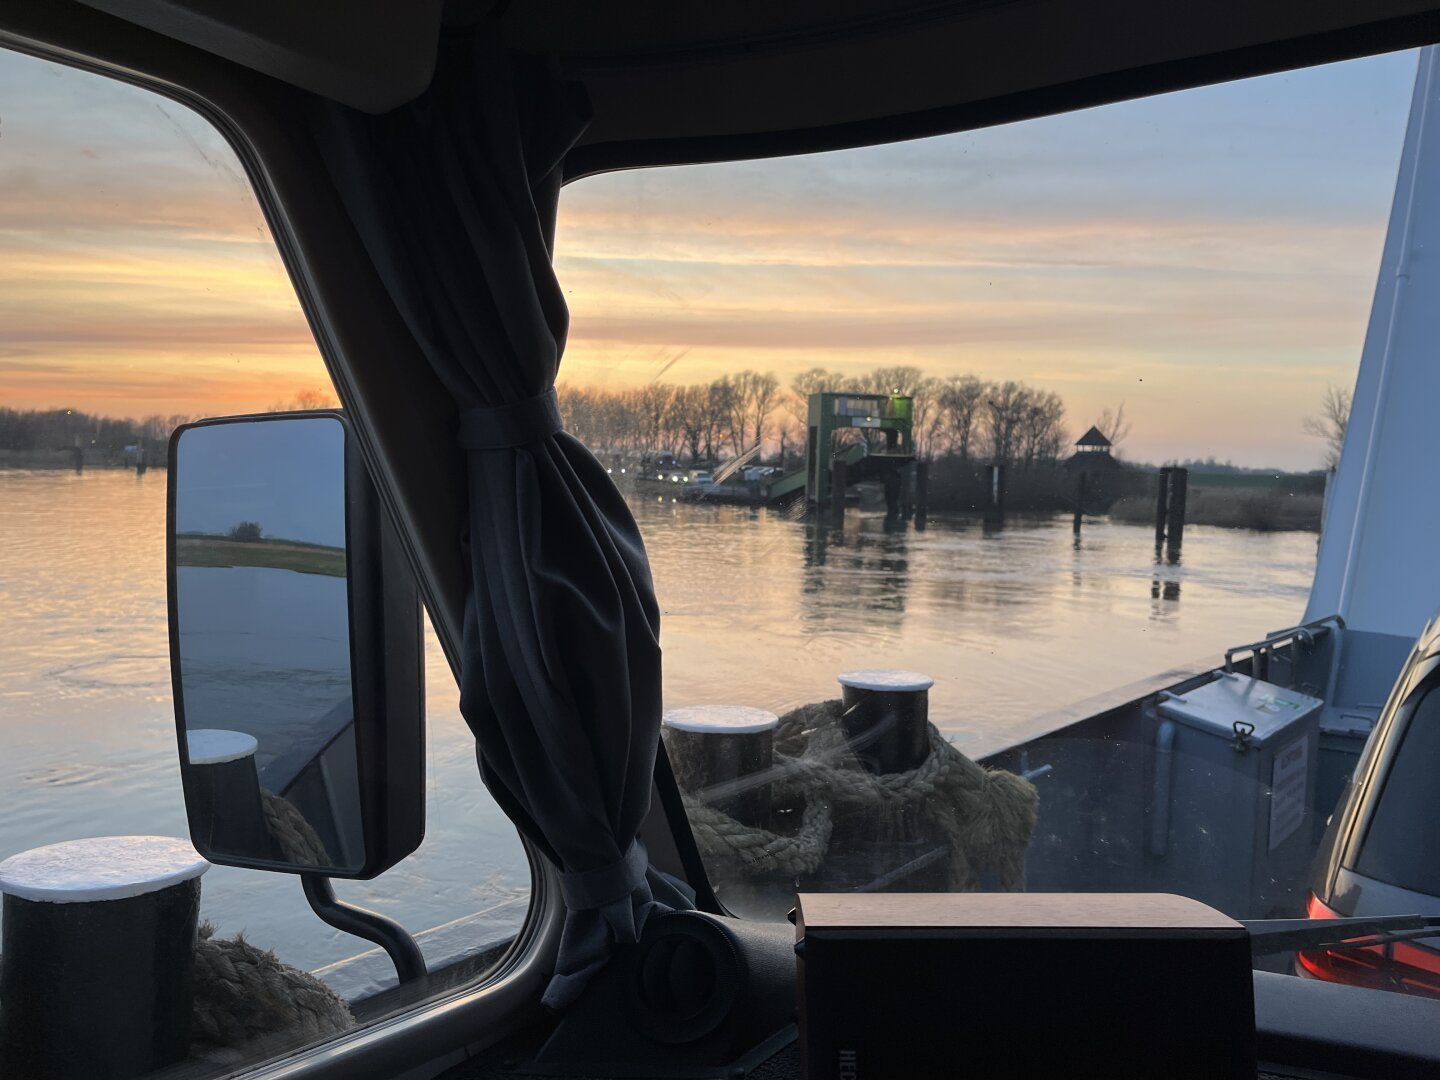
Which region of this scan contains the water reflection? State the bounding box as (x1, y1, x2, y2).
(633, 499, 1313, 752)
(0, 469, 1319, 954)
(802, 524, 911, 619)
(1150, 547, 1184, 613)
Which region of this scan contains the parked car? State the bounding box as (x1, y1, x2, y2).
(1300, 611, 1440, 998)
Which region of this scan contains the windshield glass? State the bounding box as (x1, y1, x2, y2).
(558, 48, 1428, 992)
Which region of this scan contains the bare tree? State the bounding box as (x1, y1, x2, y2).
(747, 372, 781, 449)
(906, 377, 943, 460)
(938, 375, 986, 462)
(790, 367, 851, 402)
(1094, 402, 1132, 454)
(671, 386, 712, 463)
(1302, 385, 1352, 471)
(269, 387, 338, 412)
(856, 365, 924, 396)
(787, 368, 853, 429)
(1017, 390, 1066, 469)
(774, 413, 801, 466)
(982, 381, 1028, 465)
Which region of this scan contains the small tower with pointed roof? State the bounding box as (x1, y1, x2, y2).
(1065, 425, 1119, 470)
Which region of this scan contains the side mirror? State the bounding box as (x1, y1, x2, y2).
(167, 412, 424, 879)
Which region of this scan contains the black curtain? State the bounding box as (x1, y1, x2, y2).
(309, 32, 691, 1008)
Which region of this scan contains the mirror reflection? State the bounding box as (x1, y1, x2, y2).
(172, 417, 363, 873)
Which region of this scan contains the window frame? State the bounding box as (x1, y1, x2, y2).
(0, 15, 563, 1077)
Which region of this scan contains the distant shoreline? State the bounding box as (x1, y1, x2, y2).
(1107, 489, 1322, 533)
(0, 450, 165, 471)
(175, 536, 345, 578)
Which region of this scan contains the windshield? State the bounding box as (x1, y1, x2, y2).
(557, 47, 1428, 992)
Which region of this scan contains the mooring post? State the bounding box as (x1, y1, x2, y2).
(915, 460, 930, 530)
(136, 448, 147, 476)
(185, 729, 272, 859)
(662, 706, 780, 829)
(883, 469, 901, 523)
(836, 669, 934, 775)
(830, 456, 847, 528)
(1154, 466, 1171, 547)
(1166, 467, 1188, 557)
(832, 670, 947, 890)
(0, 836, 208, 1079)
(986, 462, 1006, 520)
(1074, 472, 1087, 534)
(72, 445, 83, 473)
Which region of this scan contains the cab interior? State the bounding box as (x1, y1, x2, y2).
(5, 2, 1440, 1078)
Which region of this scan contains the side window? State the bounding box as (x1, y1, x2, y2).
(0, 48, 528, 1073)
(1354, 687, 1440, 896)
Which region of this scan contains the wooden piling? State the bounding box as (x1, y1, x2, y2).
(830, 457, 847, 528)
(915, 461, 929, 530)
(986, 463, 1006, 517)
(883, 469, 901, 522)
(1155, 467, 1171, 547)
(1073, 472, 1087, 533)
(1166, 467, 1188, 556)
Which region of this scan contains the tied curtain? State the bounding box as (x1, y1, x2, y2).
(309, 34, 692, 1008)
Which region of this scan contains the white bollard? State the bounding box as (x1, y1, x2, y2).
(0, 836, 209, 1078)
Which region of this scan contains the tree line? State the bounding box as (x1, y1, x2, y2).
(2, 377, 1118, 477)
(0, 391, 337, 463)
(0, 407, 189, 458)
(559, 366, 1095, 471)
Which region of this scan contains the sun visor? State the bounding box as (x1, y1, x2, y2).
(74, 0, 444, 112)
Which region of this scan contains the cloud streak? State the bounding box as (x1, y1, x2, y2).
(0, 44, 1420, 469)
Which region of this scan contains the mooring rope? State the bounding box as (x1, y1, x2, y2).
(259, 788, 332, 867)
(190, 922, 355, 1060)
(682, 699, 1039, 890)
(188, 795, 344, 1064)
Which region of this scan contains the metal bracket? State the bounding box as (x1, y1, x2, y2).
(301, 874, 426, 984)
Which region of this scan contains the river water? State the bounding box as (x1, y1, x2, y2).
(0, 469, 1317, 974)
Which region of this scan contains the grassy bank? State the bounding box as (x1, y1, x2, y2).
(176, 536, 346, 577)
(1108, 488, 1323, 532)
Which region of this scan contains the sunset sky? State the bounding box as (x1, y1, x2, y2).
(0, 45, 1421, 468)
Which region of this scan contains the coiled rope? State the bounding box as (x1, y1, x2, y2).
(681, 699, 1039, 890)
(259, 788, 332, 866)
(190, 922, 354, 1061)
(190, 794, 345, 1062)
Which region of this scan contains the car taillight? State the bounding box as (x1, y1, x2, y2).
(1296, 892, 1440, 999)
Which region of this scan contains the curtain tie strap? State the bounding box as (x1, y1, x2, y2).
(557, 839, 649, 911)
(458, 388, 562, 449)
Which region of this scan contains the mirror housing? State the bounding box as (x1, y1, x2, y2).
(167, 411, 424, 879)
